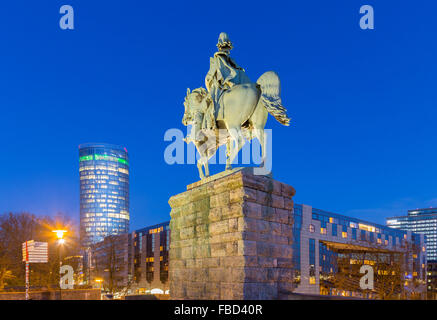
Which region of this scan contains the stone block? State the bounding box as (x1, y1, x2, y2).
(210, 192, 230, 208)
(238, 240, 257, 256)
(220, 256, 246, 268)
(225, 240, 239, 255)
(282, 184, 296, 198)
(284, 197, 293, 210)
(271, 180, 283, 196)
(242, 202, 262, 219)
(209, 207, 222, 222)
(209, 220, 229, 235)
(229, 187, 245, 203)
(257, 256, 278, 268)
(244, 187, 258, 202)
(260, 205, 276, 222)
(180, 226, 195, 240)
(271, 194, 284, 209)
(220, 283, 245, 300)
(228, 218, 238, 232)
(276, 208, 291, 224)
(210, 242, 227, 257)
(277, 258, 293, 268)
(221, 203, 244, 219)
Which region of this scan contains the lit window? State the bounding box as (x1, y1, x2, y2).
(320, 227, 327, 235)
(358, 223, 376, 233)
(309, 277, 316, 285)
(342, 232, 347, 238)
(309, 225, 315, 233)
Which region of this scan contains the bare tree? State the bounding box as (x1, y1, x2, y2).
(91, 234, 129, 294)
(0, 212, 79, 291)
(0, 212, 40, 289)
(326, 238, 419, 300)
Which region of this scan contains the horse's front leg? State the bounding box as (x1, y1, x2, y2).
(195, 142, 205, 180)
(197, 159, 205, 180)
(226, 139, 232, 170)
(227, 128, 245, 170)
(254, 128, 266, 167)
(204, 159, 210, 177)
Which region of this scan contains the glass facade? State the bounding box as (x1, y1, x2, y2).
(79, 143, 129, 247)
(387, 208, 437, 260)
(293, 204, 426, 297)
(309, 206, 411, 245)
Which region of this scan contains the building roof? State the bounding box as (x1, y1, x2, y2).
(134, 221, 170, 234)
(78, 142, 128, 153)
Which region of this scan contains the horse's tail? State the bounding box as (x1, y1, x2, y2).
(256, 71, 290, 126)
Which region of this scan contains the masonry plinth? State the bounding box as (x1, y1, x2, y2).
(168, 168, 295, 300)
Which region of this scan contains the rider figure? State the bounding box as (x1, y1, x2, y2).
(205, 32, 251, 124)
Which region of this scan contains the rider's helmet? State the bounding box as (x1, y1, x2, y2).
(217, 32, 233, 51)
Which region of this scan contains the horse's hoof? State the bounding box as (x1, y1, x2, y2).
(226, 166, 232, 171)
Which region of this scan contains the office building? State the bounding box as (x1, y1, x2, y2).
(79, 143, 130, 247)
(387, 208, 437, 298)
(294, 204, 427, 299)
(387, 208, 437, 261)
(131, 222, 170, 295)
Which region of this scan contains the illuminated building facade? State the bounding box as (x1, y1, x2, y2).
(387, 208, 437, 261)
(79, 143, 130, 248)
(293, 204, 427, 299)
(130, 222, 170, 295)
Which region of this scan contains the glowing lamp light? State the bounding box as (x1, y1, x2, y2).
(151, 288, 164, 294)
(53, 229, 67, 245)
(53, 230, 67, 240)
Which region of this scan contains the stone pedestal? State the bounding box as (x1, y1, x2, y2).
(168, 168, 296, 300)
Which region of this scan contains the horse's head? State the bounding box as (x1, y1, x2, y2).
(182, 88, 192, 126)
(182, 87, 210, 126)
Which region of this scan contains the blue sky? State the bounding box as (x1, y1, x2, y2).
(0, 0, 436, 230)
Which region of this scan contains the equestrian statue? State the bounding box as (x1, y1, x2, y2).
(182, 32, 290, 179)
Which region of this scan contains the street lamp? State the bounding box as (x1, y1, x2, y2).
(95, 278, 103, 299)
(52, 229, 67, 300)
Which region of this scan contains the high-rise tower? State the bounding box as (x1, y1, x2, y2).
(79, 143, 129, 247)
